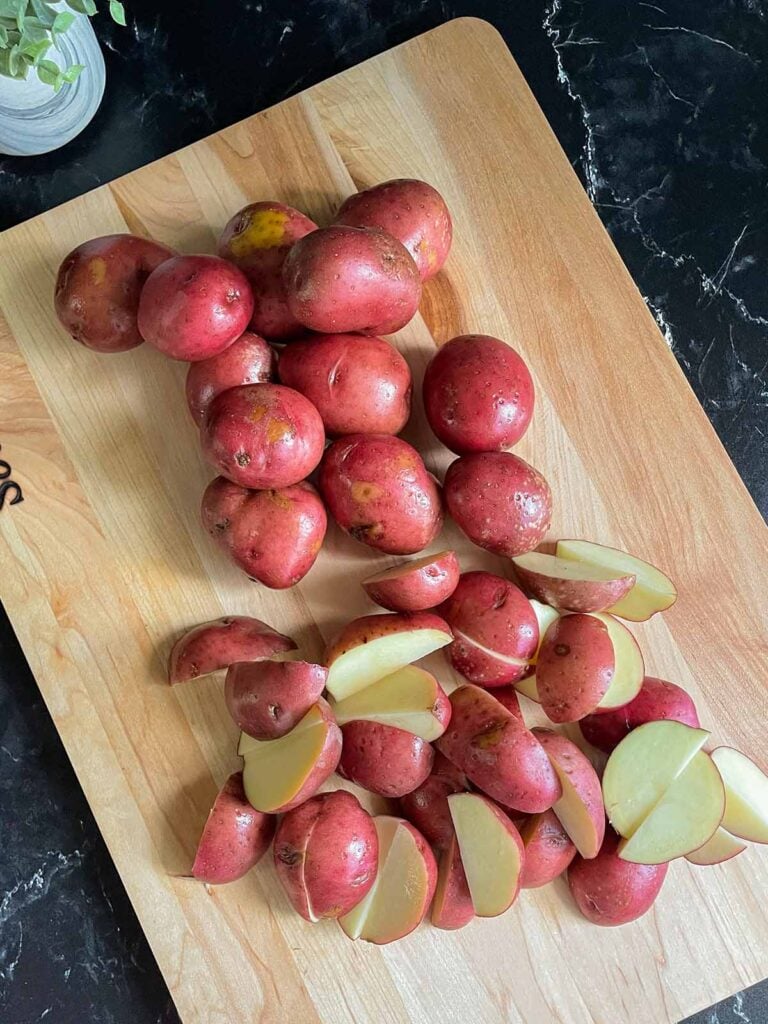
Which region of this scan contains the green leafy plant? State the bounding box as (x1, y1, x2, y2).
(0, 0, 125, 92)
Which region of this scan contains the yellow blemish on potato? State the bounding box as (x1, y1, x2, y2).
(230, 210, 289, 257)
(474, 724, 505, 749)
(266, 418, 291, 443)
(394, 452, 417, 470)
(268, 490, 293, 510)
(417, 239, 437, 268)
(249, 404, 268, 423)
(351, 481, 383, 503)
(89, 257, 107, 285)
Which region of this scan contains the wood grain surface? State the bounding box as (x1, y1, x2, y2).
(1, 18, 766, 1024)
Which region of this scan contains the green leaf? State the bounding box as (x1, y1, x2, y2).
(29, 0, 58, 28)
(52, 11, 75, 34)
(65, 0, 97, 15)
(0, 24, 7, 46)
(8, 40, 21, 74)
(62, 61, 83, 82)
(20, 16, 48, 43)
(35, 55, 57, 83)
(109, 0, 125, 26)
(21, 35, 50, 62)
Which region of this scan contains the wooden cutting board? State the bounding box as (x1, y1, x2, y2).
(1, 18, 766, 1024)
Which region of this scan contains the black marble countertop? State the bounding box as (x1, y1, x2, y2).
(1, 2, 766, 1022)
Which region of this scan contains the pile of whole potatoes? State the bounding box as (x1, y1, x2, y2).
(53, 181, 767, 945)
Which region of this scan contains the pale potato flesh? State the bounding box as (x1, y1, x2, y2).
(602, 720, 710, 838)
(453, 629, 530, 667)
(339, 816, 399, 940)
(241, 706, 329, 812)
(685, 826, 747, 865)
(449, 793, 522, 917)
(515, 552, 632, 583)
(238, 701, 321, 756)
(551, 769, 602, 859)
(593, 613, 644, 710)
(364, 551, 452, 583)
(556, 540, 676, 621)
(514, 673, 540, 702)
(618, 751, 725, 864)
(326, 628, 452, 700)
(331, 666, 444, 741)
(711, 747, 768, 844)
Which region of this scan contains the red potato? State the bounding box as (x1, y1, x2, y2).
(137, 254, 254, 361)
(185, 332, 276, 426)
(338, 720, 434, 798)
(568, 831, 668, 926)
(225, 660, 328, 740)
(432, 837, 474, 930)
(492, 686, 523, 719)
(191, 772, 275, 884)
(580, 677, 701, 754)
(536, 614, 614, 723)
(334, 178, 452, 281)
(519, 809, 576, 888)
(200, 383, 325, 490)
(168, 616, 296, 684)
(278, 333, 412, 437)
(444, 452, 552, 557)
(319, 434, 443, 555)
(273, 791, 378, 921)
(201, 477, 327, 589)
(330, 665, 451, 742)
(362, 550, 460, 612)
(399, 751, 468, 849)
(511, 551, 635, 614)
(423, 335, 534, 454)
(438, 571, 539, 686)
(54, 234, 176, 353)
(283, 225, 422, 336)
(218, 201, 317, 340)
(436, 685, 561, 813)
(532, 728, 605, 859)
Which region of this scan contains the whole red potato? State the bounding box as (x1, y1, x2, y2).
(334, 179, 452, 281)
(278, 333, 412, 436)
(444, 451, 552, 557)
(201, 476, 327, 588)
(399, 751, 468, 849)
(319, 434, 443, 554)
(54, 233, 175, 353)
(568, 831, 668, 926)
(580, 677, 700, 754)
(423, 335, 534, 454)
(338, 720, 434, 798)
(185, 332, 276, 427)
(137, 254, 254, 361)
(283, 225, 422, 335)
(218, 201, 317, 339)
(200, 383, 324, 490)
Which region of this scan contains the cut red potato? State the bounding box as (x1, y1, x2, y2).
(448, 793, 524, 917)
(436, 685, 561, 813)
(239, 699, 342, 814)
(568, 831, 668, 926)
(324, 612, 452, 701)
(536, 614, 614, 723)
(592, 613, 644, 711)
(339, 816, 437, 944)
(711, 747, 768, 844)
(225, 660, 328, 740)
(514, 674, 540, 703)
(492, 686, 523, 719)
(168, 616, 296, 684)
(529, 600, 560, 664)
(580, 677, 700, 754)
(191, 772, 275, 884)
(533, 729, 605, 859)
(399, 752, 468, 849)
(432, 836, 474, 930)
(512, 551, 635, 613)
(555, 539, 677, 622)
(362, 551, 460, 612)
(519, 809, 576, 888)
(685, 827, 747, 866)
(273, 791, 378, 921)
(330, 665, 451, 741)
(337, 720, 434, 798)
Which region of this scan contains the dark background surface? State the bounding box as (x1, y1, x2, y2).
(1, 2, 766, 1022)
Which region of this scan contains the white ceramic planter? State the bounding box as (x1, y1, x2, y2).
(0, 9, 105, 157)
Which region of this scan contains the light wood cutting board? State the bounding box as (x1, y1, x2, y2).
(1, 18, 766, 1024)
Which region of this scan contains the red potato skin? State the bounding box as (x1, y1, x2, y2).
(444, 452, 552, 558)
(273, 791, 378, 920)
(326, 611, 452, 665)
(137, 254, 254, 361)
(54, 234, 176, 353)
(200, 383, 325, 490)
(362, 550, 460, 612)
(278, 333, 412, 437)
(225, 661, 328, 740)
(218, 201, 318, 340)
(185, 332, 276, 426)
(338, 720, 435, 798)
(265, 698, 343, 814)
(532, 728, 606, 858)
(580, 677, 701, 754)
(283, 225, 422, 336)
(201, 476, 327, 589)
(319, 434, 443, 555)
(399, 751, 468, 849)
(493, 686, 523, 719)
(423, 335, 534, 455)
(537, 614, 615, 723)
(519, 809, 576, 888)
(432, 837, 474, 930)
(436, 685, 561, 813)
(192, 772, 275, 883)
(168, 616, 296, 684)
(568, 831, 668, 926)
(512, 562, 635, 614)
(439, 571, 538, 687)
(334, 179, 452, 281)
